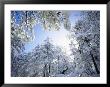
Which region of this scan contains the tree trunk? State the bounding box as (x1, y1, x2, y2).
(43, 64, 49, 77)
(49, 64, 50, 74)
(90, 51, 100, 74)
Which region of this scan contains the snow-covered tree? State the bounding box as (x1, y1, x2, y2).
(23, 38, 69, 77)
(69, 11, 100, 76)
(11, 34, 25, 76)
(11, 10, 71, 77)
(11, 11, 71, 42)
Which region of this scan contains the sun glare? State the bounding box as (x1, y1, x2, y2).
(46, 28, 72, 55)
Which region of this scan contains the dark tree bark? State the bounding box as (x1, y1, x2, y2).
(90, 51, 100, 74)
(43, 64, 49, 77)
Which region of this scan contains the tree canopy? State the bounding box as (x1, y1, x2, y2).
(11, 11, 100, 77)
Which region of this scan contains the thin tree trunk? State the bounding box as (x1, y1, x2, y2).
(49, 64, 50, 74)
(25, 11, 28, 25)
(90, 51, 100, 74)
(43, 64, 49, 77)
(43, 65, 46, 77)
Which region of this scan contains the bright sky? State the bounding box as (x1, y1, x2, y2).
(24, 11, 81, 56)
